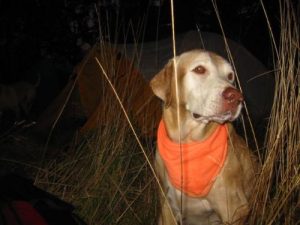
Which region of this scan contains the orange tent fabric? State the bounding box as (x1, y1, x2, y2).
(35, 43, 161, 137)
(76, 43, 161, 136)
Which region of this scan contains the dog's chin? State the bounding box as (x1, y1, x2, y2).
(191, 111, 239, 124)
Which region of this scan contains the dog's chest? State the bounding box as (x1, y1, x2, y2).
(166, 178, 213, 212)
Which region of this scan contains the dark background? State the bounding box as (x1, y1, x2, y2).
(0, 0, 289, 118)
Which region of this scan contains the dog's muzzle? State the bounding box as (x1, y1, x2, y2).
(190, 87, 243, 123)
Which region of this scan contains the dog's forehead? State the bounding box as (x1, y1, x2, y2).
(208, 52, 233, 72)
(178, 50, 232, 72)
(178, 50, 210, 65)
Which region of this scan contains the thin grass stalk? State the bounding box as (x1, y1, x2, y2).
(211, 0, 261, 160)
(94, 56, 176, 223)
(169, 0, 185, 223)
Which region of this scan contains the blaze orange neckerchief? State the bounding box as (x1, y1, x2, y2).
(157, 120, 228, 197)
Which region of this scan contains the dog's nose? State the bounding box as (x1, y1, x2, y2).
(222, 87, 243, 106)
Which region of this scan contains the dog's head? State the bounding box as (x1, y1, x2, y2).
(150, 49, 243, 124)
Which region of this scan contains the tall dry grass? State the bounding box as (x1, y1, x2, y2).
(34, 39, 160, 224)
(36, 123, 158, 224)
(249, 1, 300, 224)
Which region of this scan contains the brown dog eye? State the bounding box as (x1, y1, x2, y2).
(227, 72, 234, 81)
(193, 65, 206, 74)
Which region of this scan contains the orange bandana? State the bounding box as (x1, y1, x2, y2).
(157, 120, 228, 197)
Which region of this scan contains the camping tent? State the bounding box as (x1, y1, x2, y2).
(34, 31, 274, 141)
(34, 42, 161, 137)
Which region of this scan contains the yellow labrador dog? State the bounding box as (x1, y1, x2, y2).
(150, 50, 258, 225)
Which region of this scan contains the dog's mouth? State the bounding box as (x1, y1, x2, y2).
(191, 111, 234, 123)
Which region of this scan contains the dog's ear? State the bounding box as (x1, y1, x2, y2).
(150, 60, 174, 105)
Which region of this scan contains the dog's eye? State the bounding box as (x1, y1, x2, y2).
(227, 72, 234, 81)
(192, 65, 206, 75)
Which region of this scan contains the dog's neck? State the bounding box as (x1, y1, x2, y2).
(162, 106, 220, 143)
